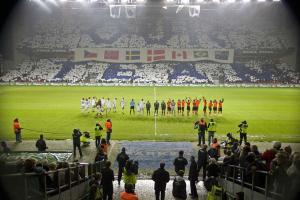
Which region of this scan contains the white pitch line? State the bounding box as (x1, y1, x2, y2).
(154, 86, 157, 136)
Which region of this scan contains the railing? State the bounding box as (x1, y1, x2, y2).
(220, 164, 282, 200)
(0, 161, 105, 200)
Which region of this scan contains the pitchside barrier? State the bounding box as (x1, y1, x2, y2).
(0, 161, 105, 200)
(1, 82, 300, 88)
(220, 165, 283, 200)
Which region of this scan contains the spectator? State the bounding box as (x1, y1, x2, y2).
(89, 173, 103, 200)
(13, 118, 22, 143)
(198, 144, 208, 181)
(250, 145, 261, 159)
(245, 152, 267, 187)
(269, 152, 289, 194)
(120, 183, 138, 200)
(262, 141, 281, 170)
(283, 145, 292, 166)
(101, 161, 114, 200)
(172, 170, 187, 200)
(0, 141, 10, 153)
(286, 152, 300, 200)
(72, 129, 83, 159)
(210, 138, 221, 159)
(23, 158, 45, 199)
(95, 148, 106, 162)
(239, 145, 251, 168)
(123, 160, 138, 189)
(105, 119, 112, 145)
(188, 156, 198, 199)
(35, 134, 47, 152)
(116, 147, 130, 186)
(173, 150, 188, 175)
(152, 162, 170, 200)
(222, 150, 235, 177)
(100, 138, 108, 155)
(205, 158, 220, 191)
(225, 133, 239, 153)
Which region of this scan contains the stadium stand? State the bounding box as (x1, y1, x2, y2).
(1, 140, 298, 200)
(1, 60, 299, 84)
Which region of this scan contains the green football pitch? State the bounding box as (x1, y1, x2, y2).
(0, 86, 299, 142)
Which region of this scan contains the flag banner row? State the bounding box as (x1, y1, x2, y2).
(74, 48, 234, 63)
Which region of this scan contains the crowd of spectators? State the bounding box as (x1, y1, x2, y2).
(1, 60, 299, 84)
(16, 5, 296, 50)
(1, 137, 299, 200)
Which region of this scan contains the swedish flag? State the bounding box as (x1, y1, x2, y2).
(126, 50, 140, 60)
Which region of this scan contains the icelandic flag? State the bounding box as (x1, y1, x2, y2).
(104, 50, 119, 60)
(126, 50, 140, 61)
(172, 50, 187, 60)
(147, 50, 165, 62)
(84, 50, 97, 58)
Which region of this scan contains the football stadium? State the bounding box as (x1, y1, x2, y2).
(0, 0, 299, 200)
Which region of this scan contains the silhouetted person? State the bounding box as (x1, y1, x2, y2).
(188, 156, 198, 198)
(101, 161, 115, 200)
(152, 162, 170, 200)
(173, 150, 188, 175)
(36, 134, 47, 152)
(116, 147, 129, 185)
(72, 129, 82, 159)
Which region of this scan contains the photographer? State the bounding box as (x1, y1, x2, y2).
(123, 160, 138, 189)
(238, 121, 248, 145)
(80, 131, 91, 147)
(72, 128, 83, 159)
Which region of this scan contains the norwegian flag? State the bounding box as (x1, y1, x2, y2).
(147, 50, 165, 62)
(84, 50, 97, 58)
(172, 50, 187, 60)
(104, 50, 119, 60)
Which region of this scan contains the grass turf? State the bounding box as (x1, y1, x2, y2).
(0, 86, 299, 142)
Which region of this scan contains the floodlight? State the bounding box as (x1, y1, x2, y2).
(196, 0, 204, 2)
(257, 0, 266, 2)
(109, 5, 121, 18)
(166, 0, 174, 2)
(273, 0, 280, 1)
(125, 5, 136, 18)
(189, 5, 200, 17)
(227, 0, 235, 2)
(136, 0, 145, 3)
(182, 0, 189, 4)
